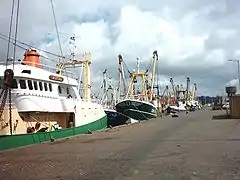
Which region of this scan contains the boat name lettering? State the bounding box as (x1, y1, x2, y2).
(49, 75, 64, 82)
(120, 101, 141, 107)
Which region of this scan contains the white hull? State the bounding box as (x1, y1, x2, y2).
(14, 97, 104, 127)
(0, 63, 106, 132)
(169, 105, 186, 111)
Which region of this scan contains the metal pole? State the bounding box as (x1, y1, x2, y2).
(237, 60, 240, 93)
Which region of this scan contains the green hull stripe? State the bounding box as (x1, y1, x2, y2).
(0, 115, 108, 151)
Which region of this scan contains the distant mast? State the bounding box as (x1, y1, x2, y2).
(136, 57, 140, 73)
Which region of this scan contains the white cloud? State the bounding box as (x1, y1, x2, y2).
(226, 79, 238, 87)
(113, 5, 207, 67)
(216, 29, 236, 39)
(205, 49, 226, 66)
(1, 0, 240, 96)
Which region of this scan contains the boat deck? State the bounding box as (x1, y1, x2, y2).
(1, 109, 240, 180)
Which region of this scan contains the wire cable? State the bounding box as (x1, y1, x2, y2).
(5, 0, 15, 67)
(13, 0, 20, 70)
(50, 0, 63, 61)
(0, 33, 66, 59)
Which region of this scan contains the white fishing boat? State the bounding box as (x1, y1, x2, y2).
(169, 101, 187, 111)
(0, 49, 107, 151)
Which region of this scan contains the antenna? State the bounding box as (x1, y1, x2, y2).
(136, 57, 140, 73)
(69, 34, 76, 60)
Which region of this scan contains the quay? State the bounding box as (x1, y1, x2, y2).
(0, 109, 240, 180)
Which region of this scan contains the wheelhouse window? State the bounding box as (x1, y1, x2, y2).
(44, 82, 48, 91)
(58, 85, 62, 94)
(19, 79, 27, 89)
(66, 87, 70, 94)
(39, 82, 43, 91)
(33, 81, 38, 90)
(12, 79, 18, 89)
(49, 83, 52, 92)
(27, 80, 33, 90)
(68, 86, 77, 98)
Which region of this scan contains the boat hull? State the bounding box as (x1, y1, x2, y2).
(104, 109, 129, 127)
(115, 99, 158, 121)
(0, 115, 108, 151)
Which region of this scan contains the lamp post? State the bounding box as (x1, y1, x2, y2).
(229, 59, 240, 93)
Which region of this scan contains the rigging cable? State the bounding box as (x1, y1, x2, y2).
(9, 0, 20, 135)
(0, 33, 66, 59)
(50, 0, 64, 62)
(1, 0, 18, 135)
(0, 35, 27, 51)
(0, 35, 78, 80)
(0, 35, 60, 65)
(156, 55, 160, 96)
(13, 0, 20, 70)
(49, 0, 77, 113)
(5, 0, 15, 67)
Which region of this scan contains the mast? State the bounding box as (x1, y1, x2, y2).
(101, 69, 108, 104)
(126, 57, 147, 100)
(69, 34, 76, 60)
(126, 71, 147, 100)
(136, 57, 140, 73)
(117, 54, 127, 100)
(149, 50, 158, 101)
(192, 83, 197, 101)
(170, 78, 176, 100)
(56, 52, 92, 102)
(0, 0, 20, 135)
(186, 77, 190, 101)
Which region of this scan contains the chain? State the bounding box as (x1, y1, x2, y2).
(0, 88, 8, 119)
(9, 88, 12, 135)
(0, 69, 14, 134)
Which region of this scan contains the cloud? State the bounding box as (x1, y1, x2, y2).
(1, 0, 240, 96)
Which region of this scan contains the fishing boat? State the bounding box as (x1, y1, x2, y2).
(0, 49, 108, 151)
(95, 69, 128, 127)
(115, 51, 159, 121)
(115, 98, 158, 121)
(164, 77, 200, 112)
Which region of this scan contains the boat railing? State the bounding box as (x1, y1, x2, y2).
(2, 60, 78, 80)
(81, 98, 102, 104)
(126, 95, 148, 101)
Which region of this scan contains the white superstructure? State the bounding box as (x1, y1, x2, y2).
(0, 50, 106, 130)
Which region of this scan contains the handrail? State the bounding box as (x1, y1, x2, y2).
(1, 61, 78, 79)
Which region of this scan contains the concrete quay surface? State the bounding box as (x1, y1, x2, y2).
(0, 109, 240, 180)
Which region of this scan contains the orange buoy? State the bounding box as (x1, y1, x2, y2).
(22, 49, 42, 68)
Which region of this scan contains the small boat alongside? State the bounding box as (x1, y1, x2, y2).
(104, 108, 130, 127)
(169, 101, 187, 111)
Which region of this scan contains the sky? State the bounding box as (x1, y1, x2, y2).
(0, 0, 240, 96)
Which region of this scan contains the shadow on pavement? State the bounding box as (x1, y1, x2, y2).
(212, 114, 234, 120)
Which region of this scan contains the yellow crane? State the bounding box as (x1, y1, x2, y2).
(56, 52, 92, 102)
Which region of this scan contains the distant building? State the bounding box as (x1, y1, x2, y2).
(197, 96, 223, 105)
